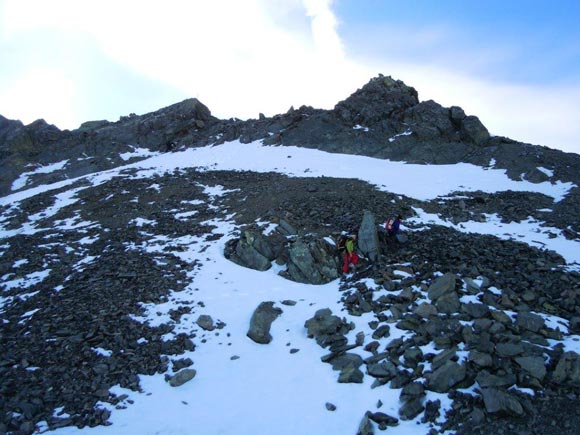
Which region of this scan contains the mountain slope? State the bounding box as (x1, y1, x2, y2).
(0, 143, 580, 434)
(1, 77, 580, 435)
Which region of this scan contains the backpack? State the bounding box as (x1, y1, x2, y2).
(337, 235, 347, 252)
(385, 217, 395, 232)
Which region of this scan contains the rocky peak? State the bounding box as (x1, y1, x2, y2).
(145, 98, 213, 123)
(334, 74, 419, 125)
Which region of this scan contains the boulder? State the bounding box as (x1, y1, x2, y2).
(226, 231, 273, 271)
(247, 302, 283, 344)
(358, 210, 380, 262)
(481, 388, 524, 416)
(286, 238, 340, 284)
(304, 308, 349, 347)
(427, 273, 457, 301)
(426, 361, 466, 393)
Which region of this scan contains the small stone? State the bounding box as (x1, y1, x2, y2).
(326, 402, 337, 411)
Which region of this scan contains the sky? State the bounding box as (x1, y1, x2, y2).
(1, 141, 580, 434)
(0, 0, 579, 154)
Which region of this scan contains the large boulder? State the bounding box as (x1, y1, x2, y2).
(225, 230, 275, 271)
(286, 238, 340, 284)
(247, 302, 283, 344)
(358, 210, 380, 262)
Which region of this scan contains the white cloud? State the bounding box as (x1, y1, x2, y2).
(0, 68, 78, 128)
(0, 0, 578, 155)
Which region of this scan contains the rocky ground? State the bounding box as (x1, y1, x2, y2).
(1, 169, 580, 434)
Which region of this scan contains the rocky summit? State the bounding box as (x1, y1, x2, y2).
(1, 75, 580, 435)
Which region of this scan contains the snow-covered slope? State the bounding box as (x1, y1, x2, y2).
(1, 141, 580, 435)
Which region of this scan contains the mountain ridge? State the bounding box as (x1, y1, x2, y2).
(1, 74, 580, 197)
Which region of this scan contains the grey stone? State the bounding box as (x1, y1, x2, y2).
(516, 312, 545, 333)
(371, 324, 390, 339)
(481, 388, 524, 416)
(462, 302, 490, 318)
(357, 210, 380, 262)
(476, 371, 516, 388)
(495, 342, 524, 357)
(414, 302, 438, 319)
(196, 314, 215, 331)
(357, 414, 374, 435)
(400, 381, 425, 402)
(367, 360, 398, 379)
(338, 365, 364, 383)
(326, 402, 337, 411)
(515, 356, 547, 380)
(367, 411, 398, 426)
(427, 273, 457, 301)
(468, 351, 493, 368)
(286, 238, 340, 284)
(553, 351, 580, 386)
(399, 397, 425, 421)
(426, 361, 466, 393)
(277, 218, 297, 236)
(229, 231, 272, 271)
(326, 353, 364, 371)
(435, 292, 460, 314)
(461, 115, 490, 145)
(168, 369, 197, 387)
(304, 308, 347, 347)
(247, 301, 283, 344)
